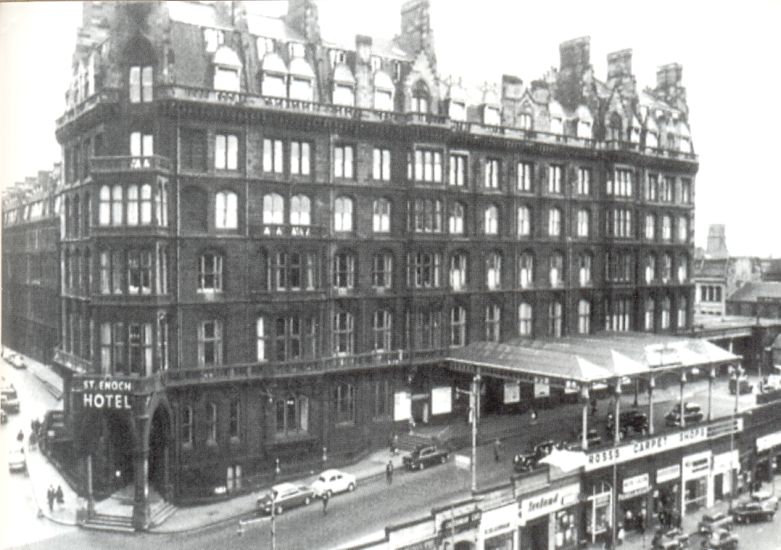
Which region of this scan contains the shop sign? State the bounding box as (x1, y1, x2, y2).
(585, 425, 709, 471)
(394, 391, 411, 421)
(712, 450, 739, 474)
(503, 381, 521, 404)
(80, 378, 134, 410)
(519, 482, 580, 523)
(656, 464, 681, 484)
(621, 473, 649, 499)
(756, 431, 781, 452)
(480, 503, 518, 536)
(683, 450, 711, 479)
(431, 386, 452, 415)
(440, 511, 481, 536)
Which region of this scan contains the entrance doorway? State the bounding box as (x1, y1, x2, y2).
(714, 473, 724, 501)
(521, 516, 549, 550)
(148, 405, 171, 499)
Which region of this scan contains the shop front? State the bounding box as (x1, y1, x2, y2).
(480, 502, 518, 550)
(619, 473, 650, 532)
(653, 464, 681, 529)
(518, 481, 580, 550)
(711, 450, 739, 502)
(755, 431, 781, 484)
(584, 483, 611, 545)
(682, 450, 712, 513)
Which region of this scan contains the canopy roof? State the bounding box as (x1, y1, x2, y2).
(448, 332, 739, 387)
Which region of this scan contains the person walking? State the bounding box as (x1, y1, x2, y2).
(530, 408, 538, 425)
(493, 438, 502, 462)
(55, 485, 64, 506)
(386, 460, 394, 485)
(322, 491, 329, 515)
(46, 486, 55, 513)
(617, 524, 625, 546)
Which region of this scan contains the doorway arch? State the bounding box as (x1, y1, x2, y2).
(148, 402, 172, 499)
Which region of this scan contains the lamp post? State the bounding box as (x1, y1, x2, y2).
(270, 489, 277, 550)
(728, 364, 743, 512)
(612, 381, 622, 550)
(455, 372, 481, 492)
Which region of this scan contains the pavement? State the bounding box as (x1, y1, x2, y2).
(3, 346, 768, 540)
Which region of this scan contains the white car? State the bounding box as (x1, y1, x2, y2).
(8, 447, 26, 473)
(310, 469, 357, 498)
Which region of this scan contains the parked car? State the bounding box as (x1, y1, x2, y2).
(606, 409, 649, 437)
(512, 452, 536, 473)
(750, 490, 779, 511)
(532, 440, 559, 458)
(310, 469, 357, 498)
(1, 386, 20, 414)
(665, 402, 704, 427)
(697, 511, 733, 534)
(572, 428, 602, 448)
(700, 528, 738, 550)
(6, 354, 27, 370)
(256, 483, 314, 515)
(403, 444, 449, 471)
(729, 376, 753, 395)
(731, 500, 775, 523)
(8, 447, 26, 473)
(652, 527, 689, 550)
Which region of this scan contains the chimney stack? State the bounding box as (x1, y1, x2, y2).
(607, 49, 632, 78)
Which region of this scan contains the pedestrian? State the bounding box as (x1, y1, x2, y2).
(322, 491, 329, 515)
(637, 511, 645, 535)
(55, 485, 64, 506)
(530, 408, 538, 425)
(17, 429, 24, 443)
(385, 460, 394, 485)
(617, 524, 625, 546)
(493, 438, 502, 462)
(46, 486, 54, 513)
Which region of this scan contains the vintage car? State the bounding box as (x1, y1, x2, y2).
(697, 511, 733, 534)
(8, 447, 26, 473)
(700, 528, 738, 550)
(310, 469, 357, 498)
(731, 500, 775, 523)
(256, 483, 314, 515)
(665, 402, 704, 427)
(750, 490, 779, 511)
(403, 445, 449, 471)
(606, 409, 649, 437)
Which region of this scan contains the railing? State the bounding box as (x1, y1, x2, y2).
(153, 84, 697, 161)
(249, 223, 326, 238)
(90, 155, 172, 173)
(56, 88, 120, 128)
(163, 349, 407, 386)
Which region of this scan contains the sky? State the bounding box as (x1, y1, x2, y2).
(1, 0, 779, 258)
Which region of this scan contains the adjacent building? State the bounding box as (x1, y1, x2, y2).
(33, 0, 700, 528)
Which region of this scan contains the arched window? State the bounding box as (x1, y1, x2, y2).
(517, 206, 531, 237)
(486, 251, 502, 290)
(290, 195, 311, 226)
(578, 300, 591, 334)
(519, 252, 534, 289)
(549, 252, 564, 287)
(206, 402, 218, 444)
(372, 198, 391, 233)
(578, 253, 592, 286)
(644, 298, 655, 331)
(215, 190, 238, 229)
(548, 301, 563, 337)
(661, 297, 671, 329)
(677, 216, 688, 243)
(645, 254, 656, 284)
(677, 256, 688, 282)
(262, 193, 284, 225)
(484, 205, 498, 235)
(450, 252, 467, 291)
(485, 304, 501, 342)
(374, 71, 394, 111)
(411, 81, 429, 113)
(608, 112, 623, 141)
(677, 296, 688, 328)
(449, 202, 465, 235)
(548, 207, 562, 237)
(662, 253, 672, 283)
(450, 306, 467, 347)
(334, 196, 353, 231)
(518, 303, 533, 337)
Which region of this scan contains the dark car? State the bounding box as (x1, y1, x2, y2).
(256, 483, 314, 515)
(403, 444, 449, 470)
(7, 354, 27, 370)
(700, 528, 738, 550)
(731, 500, 775, 523)
(572, 428, 602, 448)
(697, 511, 733, 534)
(513, 452, 536, 473)
(513, 440, 559, 472)
(652, 527, 689, 550)
(665, 402, 704, 427)
(729, 376, 752, 395)
(607, 409, 649, 437)
(1, 385, 20, 414)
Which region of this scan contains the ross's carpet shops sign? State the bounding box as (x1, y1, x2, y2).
(81, 378, 134, 410)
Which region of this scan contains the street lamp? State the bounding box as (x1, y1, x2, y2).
(270, 488, 278, 550)
(611, 381, 622, 550)
(455, 372, 481, 492)
(727, 364, 743, 512)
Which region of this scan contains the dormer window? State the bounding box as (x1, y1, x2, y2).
(333, 64, 355, 107)
(261, 53, 288, 98)
(550, 117, 563, 134)
(411, 81, 429, 113)
(257, 37, 275, 58)
(213, 46, 242, 92)
(449, 102, 466, 121)
(519, 112, 533, 130)
(373, 71, 394, 111)
(329, 49, 347, 68)
(129, 66, 153, 103)
(646, 131, 658, 149)
(204, 28, 224, 54)
(483, 106, 501, 126)
(289, 58, 315, 102)
(577, 120, 591, 139)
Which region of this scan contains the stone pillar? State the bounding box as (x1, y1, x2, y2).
(132, 448, 150, 530)
(707, 368, 716, 422)
(163, 446, 172, 501)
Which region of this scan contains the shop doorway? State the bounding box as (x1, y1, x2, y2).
(684, 478, 707, 512)
(714, 474, 724, 501)
(454, 542, 476, 550)
(521, 516, 549, 550)
(148, 405, 171, 499)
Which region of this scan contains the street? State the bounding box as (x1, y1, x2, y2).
(0, 357, 771, 550)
